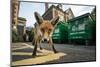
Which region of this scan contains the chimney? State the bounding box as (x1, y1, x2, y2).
(45, 3, 48, 11)
(57, 4, 62, 9)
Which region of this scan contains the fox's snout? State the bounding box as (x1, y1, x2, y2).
(42, 38, 49, 43)
(41, 31, 51, 43)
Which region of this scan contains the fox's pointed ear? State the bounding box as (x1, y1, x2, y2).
(34, 12, 43, 24)
(51, 17, 59, 26)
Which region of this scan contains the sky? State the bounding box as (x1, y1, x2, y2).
(18, 1, 95, 27)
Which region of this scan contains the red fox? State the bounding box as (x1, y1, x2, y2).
(32, 12, 59, 56)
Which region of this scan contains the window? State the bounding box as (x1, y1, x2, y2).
(78, 23, 85, 31)
(54, 28, 59, 33)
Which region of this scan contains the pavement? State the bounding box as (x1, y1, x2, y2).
(11, 42, 96, 66)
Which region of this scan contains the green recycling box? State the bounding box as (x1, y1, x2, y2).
(52, 21, 68, 43)
(67, 13, 96, 45)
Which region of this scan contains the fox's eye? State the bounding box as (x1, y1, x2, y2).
(41, 28, 44, 32)
(48, 29, 51, 31)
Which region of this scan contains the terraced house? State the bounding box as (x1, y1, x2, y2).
(12, 0, 26, 42)
(12, 0, 19, 31)
(42, 4, 74, 22)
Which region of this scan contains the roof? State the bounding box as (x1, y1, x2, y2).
(42, 5, 65, 17)
(68, 13, 91, 22)
(18, 17, 26, 21)
(91, 7, 96, 14)
(64, 8, 74, 17)
(42, 4, 74, 19)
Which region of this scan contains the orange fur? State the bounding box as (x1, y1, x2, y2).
(32, 12, 59, 56)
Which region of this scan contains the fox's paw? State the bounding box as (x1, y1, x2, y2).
(54, 51, 58, 54)
(32, 54, 36, 57)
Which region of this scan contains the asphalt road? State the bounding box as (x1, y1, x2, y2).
(11, 42, 96, 66)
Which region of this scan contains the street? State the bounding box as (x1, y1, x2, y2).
(11, 42, 96, 66)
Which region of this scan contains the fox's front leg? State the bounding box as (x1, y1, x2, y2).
(32, 45, 37, 56)
(49, 38, 58, 53)
(32, 39, 38, 57)
(39, 44, 43, 50)
(39, 39, 43, 50)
